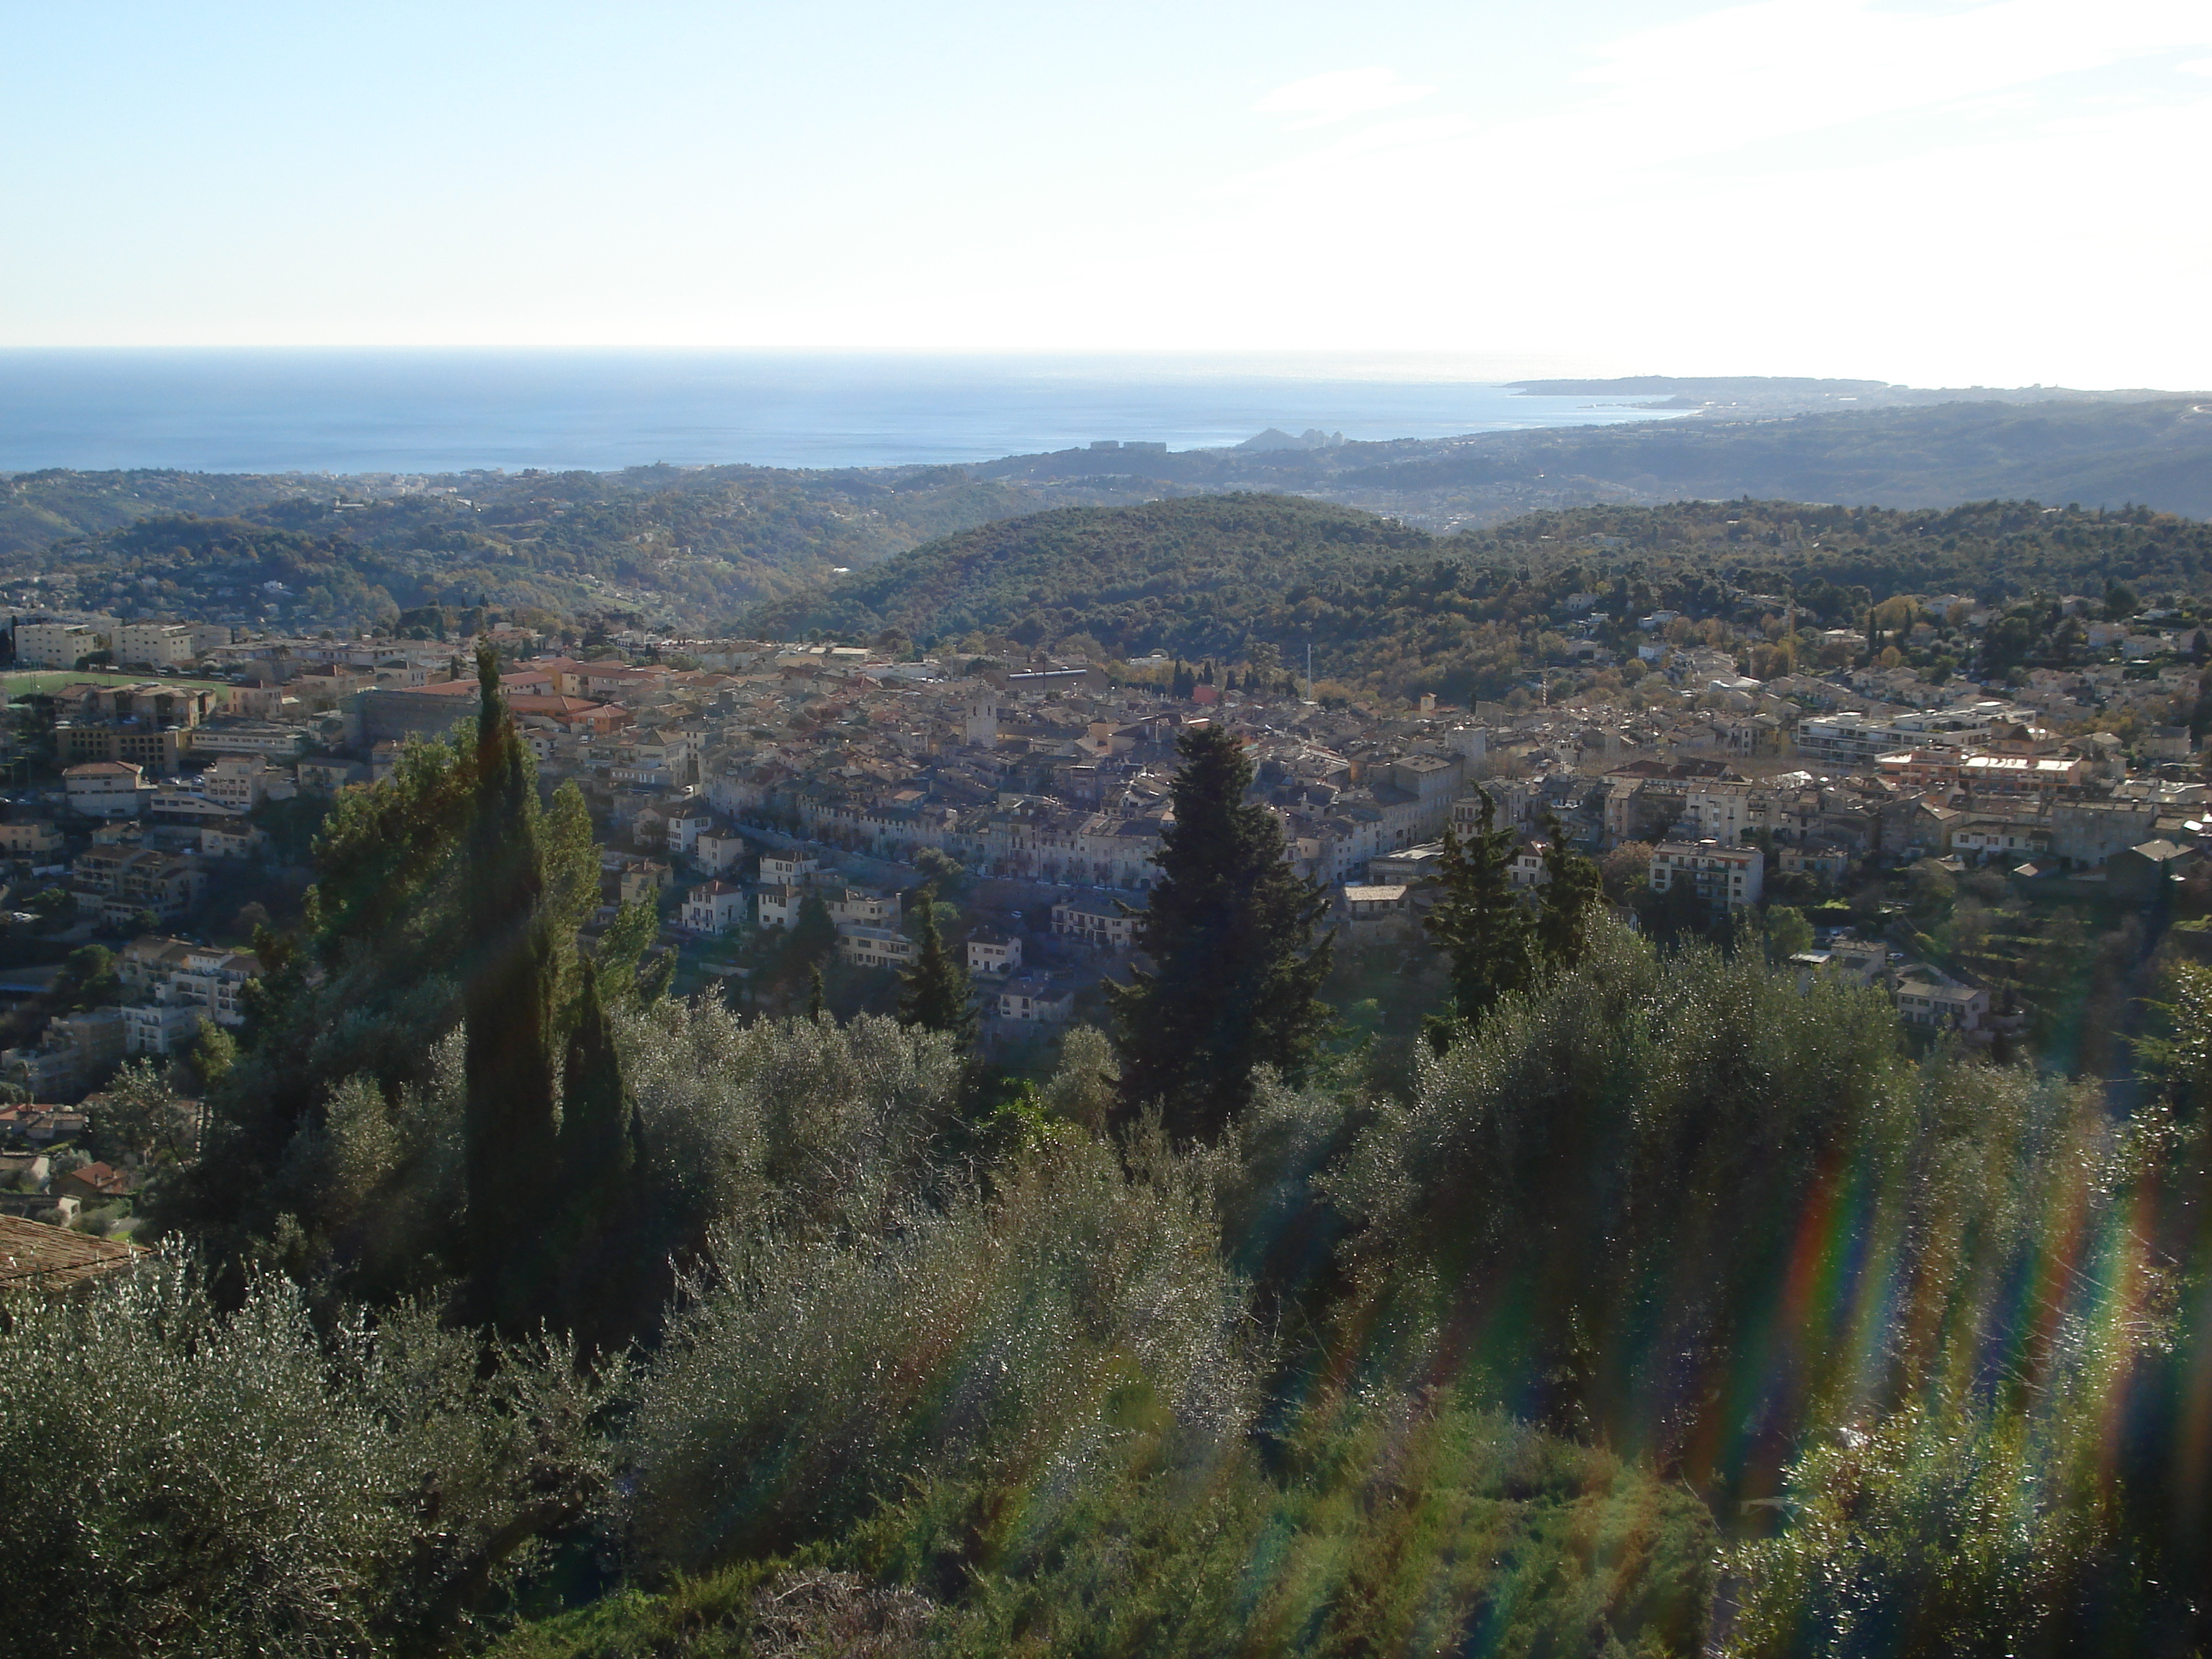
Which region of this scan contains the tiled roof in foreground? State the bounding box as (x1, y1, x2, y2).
(0, 1214, 145, 1293)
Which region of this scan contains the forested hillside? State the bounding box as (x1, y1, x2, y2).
(0, 463, 1168, 634)
(747, 493, 1432, 651)
(9, 394, 2209, 637)
(749, 493, 2212, 701)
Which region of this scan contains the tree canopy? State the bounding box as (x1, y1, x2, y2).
(1109, 723, 1333, 1139)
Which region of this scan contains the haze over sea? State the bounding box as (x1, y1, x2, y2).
(0, 351, 1681, 477)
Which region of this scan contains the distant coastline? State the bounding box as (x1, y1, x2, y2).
(0, 350, 1686, 476)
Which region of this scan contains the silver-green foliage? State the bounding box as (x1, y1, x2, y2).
(1723, 1064, 2182, 1656)
(258, 1033, 467, 1293)
(1328, 920, 1909, 1435)
(619, 1004, 967, 1251)
(620, 1132, 1256, 1573)
(0, 1259, 612, 1659)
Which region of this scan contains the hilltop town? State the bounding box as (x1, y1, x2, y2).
(1, 558, 2206, 1236)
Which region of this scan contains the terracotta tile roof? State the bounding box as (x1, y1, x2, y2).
(0, 1214, 145, 1292)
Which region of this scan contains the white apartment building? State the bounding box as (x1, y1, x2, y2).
(204, 755, 275, 811)
(824, 886, 901, 929)
(115, 622, 199, 670)
(118, 937, 261, 1053)
(200, 821, 271, 862)
(1683, 783, 1768, 845)
(1949, 819, 2049, 861)
(63, 761, 145, 819)
(14, 616, 114, 669)
(1648, 840, 1765, 912)
(1795, 716, 1903, 766)
(757, 880, 897, 930)
(124, 1001, 208, 1056)
(187, 721, 310, 758)
(1508, 843, 1550, 889)
(837, 923, 917, 969)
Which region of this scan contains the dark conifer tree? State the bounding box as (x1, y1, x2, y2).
(462, 644, 561, 1334)
(1534, 812, 1604, 970)
(781, 891, 836, 996)
(806, 963, 827, 1023)
(1109, 724, 1332, 1141)
(1424, 787, 1533, 1046)
(552, 958, 647, 1354)
(897, 884, 975, 1045)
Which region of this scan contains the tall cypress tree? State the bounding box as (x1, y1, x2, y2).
(1109, 724, 1332, 1141)
(897, 884, 975, 1046)
(1534, 811, 1604, 971)
(779, 891, 837, 994)
(552, 958, 648, 1354)
(1424, 786, 1533, 1045)
(462, 644, 561, 1334)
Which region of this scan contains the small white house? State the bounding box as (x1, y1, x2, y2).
(997, 973, 1074, 1025)
(696, 830, 747, 876)
(759, 853, 822, 886)
(1052, 899, 1137, 951)
(1892, 966, 1990, 1032)
(967, 930, 1022, 976)
(666, 806, 718, 855)
(681, 880, 747, 935)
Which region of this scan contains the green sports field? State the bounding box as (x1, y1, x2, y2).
(0, 669, 230, 696)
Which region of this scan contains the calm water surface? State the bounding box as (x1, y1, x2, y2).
(0, 351, 1681, 475)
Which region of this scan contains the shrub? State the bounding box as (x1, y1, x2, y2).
(619, 1135, 1254, 1573)
(0, 1259, 613, 1658)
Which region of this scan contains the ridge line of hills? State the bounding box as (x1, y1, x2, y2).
(0, 390, 2206, 641)
(740, 493, 2212, 706)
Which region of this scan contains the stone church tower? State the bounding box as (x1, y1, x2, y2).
(962, 688, 999, 747)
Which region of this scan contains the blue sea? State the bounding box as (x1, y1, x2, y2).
(0, 351, 1680, 476)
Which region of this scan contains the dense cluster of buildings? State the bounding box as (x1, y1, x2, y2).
(0, 594, 2203, 1099)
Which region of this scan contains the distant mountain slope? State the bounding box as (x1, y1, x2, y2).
(1336, 399, 2212, 518)
(969, 397, 2212, 526)
(0, 463, 1175, 634)
(0, 469, 313, 561)
(1505, 376, 1894, 397)
(7, 392, 2208, 634)
(745, 494, 1432, 649)
(747, 493, 2212, 703)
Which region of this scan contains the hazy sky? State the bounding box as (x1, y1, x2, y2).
(5, 0, 2209, 386)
